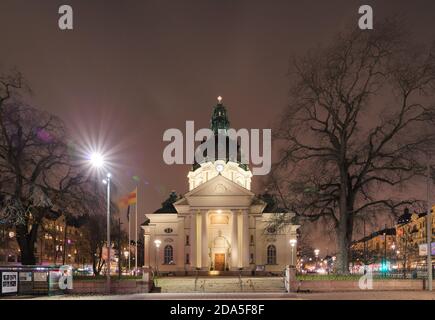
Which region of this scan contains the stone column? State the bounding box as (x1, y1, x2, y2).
(196, 211, 202, 268)
(143, 231, 150, 268)
(190, 213, 197, 270)
(201, 211, 208, 270)
(231, 211, 238, 270)
(242, 211, 250, 268)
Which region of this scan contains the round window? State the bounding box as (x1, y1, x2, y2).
(266, 227, 276, 234)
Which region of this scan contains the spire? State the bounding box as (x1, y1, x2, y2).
(211, 96, 230, 134)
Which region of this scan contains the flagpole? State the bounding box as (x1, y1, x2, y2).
(128, 208, 131, 273)
(135, 186, 138, 274)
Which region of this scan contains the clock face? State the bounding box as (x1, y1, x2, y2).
(215, 163, 224, 173)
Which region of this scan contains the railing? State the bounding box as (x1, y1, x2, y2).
(194, 270, 199, 291)
(246, 279, 255, 292)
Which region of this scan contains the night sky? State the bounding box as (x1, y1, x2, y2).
(1, 0, 435, 250)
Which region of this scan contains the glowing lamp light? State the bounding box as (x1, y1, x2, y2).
(217, 96, 223, 103)
(215, 163, 224, 173)
(89, 152, 105, 168)
(154, 239, 162, 248)
(289, 239, 297, 247)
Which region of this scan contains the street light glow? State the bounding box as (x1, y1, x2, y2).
(154, 239, 162, 248)
(289, 239, 297, 247)
(90, 152, 105, 168)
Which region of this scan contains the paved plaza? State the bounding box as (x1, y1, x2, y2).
(22, 290, 435, 300)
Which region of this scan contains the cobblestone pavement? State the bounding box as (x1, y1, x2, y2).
(23, 290, 435, 300)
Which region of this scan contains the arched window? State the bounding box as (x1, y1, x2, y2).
(164, 245, 174, 264)
(267, 245, 276, 265)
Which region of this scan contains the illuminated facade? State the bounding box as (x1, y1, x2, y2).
(0, 215, 89, 266)
(142, 99, 299, 274)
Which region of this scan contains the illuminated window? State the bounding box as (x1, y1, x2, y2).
(267, 245, 276, 264)
(164, 245, 174, 264)
(210, 214, 229, 224)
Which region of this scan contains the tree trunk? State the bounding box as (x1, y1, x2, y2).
(16, 223, 39, 265)
(335, 167, 354, 274)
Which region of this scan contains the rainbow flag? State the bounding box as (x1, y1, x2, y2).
(127, 188, 137, 205)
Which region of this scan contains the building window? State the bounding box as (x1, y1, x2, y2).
(164, 245, 174, 264)
(185, 253, 190, 264)
(186, 235, 190, 246)
(164, 228, 173, 234)
(267, 245, 277, 265)
(250, 253, 254, 264)
(250, 235, 254, 245)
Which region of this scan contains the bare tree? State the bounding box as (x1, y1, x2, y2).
(0, 71, 113, 265)
(270, 20, 435, 273)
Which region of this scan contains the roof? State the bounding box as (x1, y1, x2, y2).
(353, 227, 396, 244)
(153, 191, 179, 214)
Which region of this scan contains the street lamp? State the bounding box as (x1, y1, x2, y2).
(102, 173, 111, 292)
(154, 239, 161, 276)
(89, 152, 111, 293)
(90, 152, 105, 168)
(289, 239, 297, 267)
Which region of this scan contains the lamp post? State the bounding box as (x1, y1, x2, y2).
(89, 152, 112, 294)
(391, 244, 396, 268)
(154, 239, 161, 276)
(102, 173, 111, 293)
(426, 159, 433, 291)
(289, 239, 297, 267)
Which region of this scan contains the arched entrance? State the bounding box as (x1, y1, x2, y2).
(211, 232, 230, 271)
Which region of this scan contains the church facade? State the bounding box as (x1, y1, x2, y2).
(142, 99, 299, 275)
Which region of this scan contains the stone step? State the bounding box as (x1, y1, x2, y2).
(156, 277, 285, 293)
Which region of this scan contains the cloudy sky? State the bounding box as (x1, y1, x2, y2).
(1, 0, 435, 250)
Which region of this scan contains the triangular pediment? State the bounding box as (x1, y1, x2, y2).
(186, 174, 255, 197)
(175, 174, 255, 209)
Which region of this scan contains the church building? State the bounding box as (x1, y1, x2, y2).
(142, 98, 299, 275)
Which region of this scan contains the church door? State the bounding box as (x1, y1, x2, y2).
(214, 253, 225, 271)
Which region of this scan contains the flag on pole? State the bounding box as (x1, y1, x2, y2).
(128, 188, 137, 205)
(118, 196, 129, 208)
